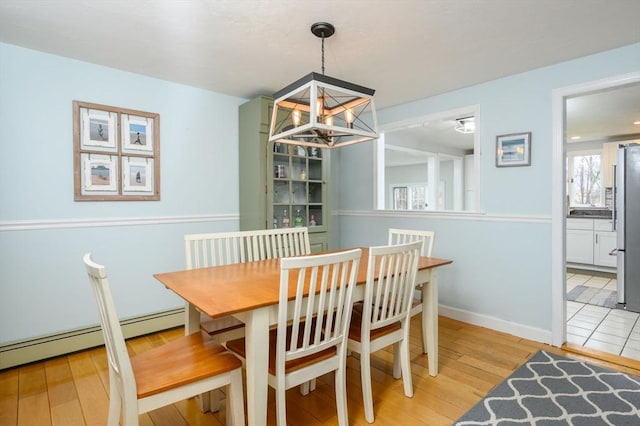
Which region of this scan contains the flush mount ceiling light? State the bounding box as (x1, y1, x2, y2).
(454, 116, 475, 134)
(268, 22, 378, 149)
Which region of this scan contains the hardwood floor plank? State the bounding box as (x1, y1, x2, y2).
(0, 367, 19, 425)
(17, 393, 51, 426)
(45, 357, 79, 407)
(174, 398, 225, 426)
(50, 399, 85, 426)
(18, 363, 47, 396)
(18, 363, 50, 426)
(147, 404, 188, 426)
(67, 351, 109, 426)
(45, 357, 85, 426)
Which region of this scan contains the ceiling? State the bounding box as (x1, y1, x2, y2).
(0, 0, 638, 155)
(566, 82, 640, 142)
(1, 0, 639, 111)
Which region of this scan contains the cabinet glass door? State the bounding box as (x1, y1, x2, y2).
(269, 143, 325, 232)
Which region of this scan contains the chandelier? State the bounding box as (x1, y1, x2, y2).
(268, 22, 378, 149)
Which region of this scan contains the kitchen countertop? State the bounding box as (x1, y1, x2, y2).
(567, 208, 612, 219)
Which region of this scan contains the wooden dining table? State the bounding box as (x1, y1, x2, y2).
(154, 247, 452, 426)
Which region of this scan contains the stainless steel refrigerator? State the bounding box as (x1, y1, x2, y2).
(616, 143, 640, 312)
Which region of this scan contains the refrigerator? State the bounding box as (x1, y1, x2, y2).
(616, 143, 640, 312)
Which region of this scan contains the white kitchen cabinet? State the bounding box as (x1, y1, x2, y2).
(567, 229, 594, 264)
(566, 218, 616, 269)
(594, 231, 617, 267)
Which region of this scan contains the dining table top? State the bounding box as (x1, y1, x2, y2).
(154, 247, 452, 320)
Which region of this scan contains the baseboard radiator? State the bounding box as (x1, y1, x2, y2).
(0, 308, 184, 370)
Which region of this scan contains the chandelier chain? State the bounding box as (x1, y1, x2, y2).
(321, 37, 325, 75)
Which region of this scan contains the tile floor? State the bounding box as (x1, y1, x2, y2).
(566, 271, 640, 360)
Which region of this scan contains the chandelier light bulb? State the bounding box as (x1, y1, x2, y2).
(292, 110, 301, 126)
(324, 115, 334, 126)
(344, 108, 354, 128)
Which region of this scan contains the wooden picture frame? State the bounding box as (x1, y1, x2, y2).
(496, 132, 531, 167)
(73, 100, 160, 200)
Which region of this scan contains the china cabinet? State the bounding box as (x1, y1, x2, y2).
(238, 96, 330, 252)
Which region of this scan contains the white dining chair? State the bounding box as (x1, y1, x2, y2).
(225, 248, 362, 426)
(388, 228, 435, 353)
(185, 227, 311, 343)
(83, 253, 245, 426)
(185, 227, 314, 406)
(347, 241, 421, 423)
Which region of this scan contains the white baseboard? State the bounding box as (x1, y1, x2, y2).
(0, 308, 184, 370)
(439, 304, 553, 345)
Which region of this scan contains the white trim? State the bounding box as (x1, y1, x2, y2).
(551, 71, 640, 348)
(440, 304, 552, 344)
(0, 214, 239, 232)
(337, 209, 550, 224)
(378, 105, 481, 133)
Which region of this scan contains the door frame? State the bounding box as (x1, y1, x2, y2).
(551, 71, 640, 347)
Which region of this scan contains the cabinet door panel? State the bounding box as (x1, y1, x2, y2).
(567, 229, 594, 264)
(594, 231, 617, 267)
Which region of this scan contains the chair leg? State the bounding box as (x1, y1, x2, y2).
(400, 338, 414, 398)
(360, 350, 375, 424)
(392, 342, 401, 379)
(276, 384, 287, 426)
(227, 369, 245, 426)
(299, 378, 317, 395)
(107, 376, 122, 426)
(335, 365, 349, 426)
(421, 311, 429, 354)
(121, 398, 138, 426)
(209, 390, 222, 412)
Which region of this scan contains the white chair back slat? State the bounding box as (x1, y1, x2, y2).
(185, 228, 311, 272)
(364, 241, 421, 332)
(278, 249, 362, 368)
(388, 228, 435, 257)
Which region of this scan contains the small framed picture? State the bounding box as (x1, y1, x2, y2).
(82, 154, 118, 192)
(122, 156, 154, 193)
(80, 108, 117, 151)
(496, 132, 531, 167)
(122, 114, 154, 153)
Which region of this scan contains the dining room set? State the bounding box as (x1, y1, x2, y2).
(84, 226, 452, 425)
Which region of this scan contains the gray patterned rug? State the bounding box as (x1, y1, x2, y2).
(454, 350, 640, 425)
(566, 285, 619, 309)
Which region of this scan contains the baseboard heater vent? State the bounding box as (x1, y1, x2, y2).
(0, 308, 184, 370)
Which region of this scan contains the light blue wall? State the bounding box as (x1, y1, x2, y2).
(336, 43, 640, 336)
(2, 40, 638, 347)
(0, 43, 246, 343)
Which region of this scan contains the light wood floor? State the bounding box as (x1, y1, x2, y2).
(3, 316, 640, 426)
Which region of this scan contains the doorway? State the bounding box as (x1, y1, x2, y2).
(551, 72, 640, 357)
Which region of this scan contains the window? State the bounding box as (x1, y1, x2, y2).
(375, 106, 479, 212)
(392, 184, 427, 210)
(567, 150, 602, 207)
